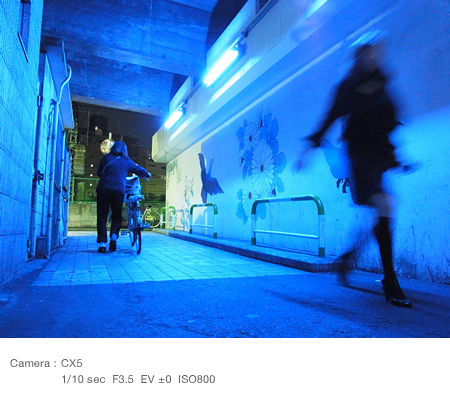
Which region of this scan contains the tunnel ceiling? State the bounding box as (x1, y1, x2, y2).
(41, 0, 248, 119)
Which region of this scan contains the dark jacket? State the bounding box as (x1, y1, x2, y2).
(311, 68, 399, 166)
(96, 154, 150, 194)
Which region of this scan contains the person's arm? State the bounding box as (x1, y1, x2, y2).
(307, 80, 352, 147)
(97, 156, 108, 177)
(129, 161, 152, 179)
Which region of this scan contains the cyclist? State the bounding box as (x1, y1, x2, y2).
(96, 141, 151, 253)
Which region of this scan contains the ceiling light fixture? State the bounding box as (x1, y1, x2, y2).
(164, 105, 185, 129)
(203, 45, 240, 87)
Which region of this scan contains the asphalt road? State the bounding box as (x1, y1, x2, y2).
(1, 264, 448, 338)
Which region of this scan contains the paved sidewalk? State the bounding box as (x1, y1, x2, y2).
(32, 231, 307, 286)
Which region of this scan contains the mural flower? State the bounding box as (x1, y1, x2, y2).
(241, 176, 257, 218)
(237, 119, 260, 180)
(237, 177, 266, 223)
(251, 139, 274, 196)
(259, 113, 286, 196)
(236, 109, 287, 224)
(237, 119, 260, 152)
(243, 121, 260, 152)
(237, 181, 253, 223)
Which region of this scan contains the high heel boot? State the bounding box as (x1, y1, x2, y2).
(374, 217, 412, 307)
(382, 278, 412, 308)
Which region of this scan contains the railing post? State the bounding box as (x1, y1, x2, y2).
(189, 203, 218, 238)
(251, 195, 325, 257)
(169, 206, 176, 230)
(160, 206, 176, 230)
(211, 203, 218, 238)
(292, 195, 325, 257)
(251, 199, 269, 245)
(160, 206, 165, 229)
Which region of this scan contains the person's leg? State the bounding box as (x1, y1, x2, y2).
(96, 189, 110, 252)
(370, 192, 396, 280)
(335, 156, 374, 285)
(109, 191, 124, 251)
(369, 192, 412, 308)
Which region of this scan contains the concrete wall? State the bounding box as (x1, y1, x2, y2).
(68, 200, 166, 230)
(69, 202, 97, 229)
(0, 0, 44, 284)
(156, 0, 450, 283)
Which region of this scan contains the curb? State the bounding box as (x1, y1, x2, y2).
(150, 229, 339, 273)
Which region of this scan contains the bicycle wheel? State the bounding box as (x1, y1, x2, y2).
(129, 226, 136, 246)
(128, 207, 135, 243)
(130, 228, 142, 254)
(128, 204, 137, 244)
(142, 208, 160, 228)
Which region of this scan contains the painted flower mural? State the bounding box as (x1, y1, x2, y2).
(236, 109, 287, 224)
(243, 120, 260, 152)
(251, 139, 274, 194)
(239, 176, 257, 219)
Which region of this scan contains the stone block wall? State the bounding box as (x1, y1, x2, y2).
(0, 0, 44, 284)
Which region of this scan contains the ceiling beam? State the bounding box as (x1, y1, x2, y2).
(40, 0, 248, 117)
(41, 0, 212, 76)
(67, 54, 177, 116)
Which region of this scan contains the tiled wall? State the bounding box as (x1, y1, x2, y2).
(0, 0, 44, 284)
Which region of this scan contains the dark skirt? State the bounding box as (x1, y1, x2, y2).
(348, 154, 386, 205)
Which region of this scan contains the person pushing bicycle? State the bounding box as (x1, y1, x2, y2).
(96, 140, 151, 253)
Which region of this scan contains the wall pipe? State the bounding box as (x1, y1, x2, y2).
(45, 64, 72, 258)
(28, 79, 45, 260)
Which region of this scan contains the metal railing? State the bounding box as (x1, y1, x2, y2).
(189, 203, 218, 238)
(251, 195, 325, 257)
(160, 206, 176, 230)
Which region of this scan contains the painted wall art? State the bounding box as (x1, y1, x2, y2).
(236, 109, 287, 224)
(198, 153, 224, 203)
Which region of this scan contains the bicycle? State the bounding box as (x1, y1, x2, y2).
(121, 175, 150, 254)
(141, 206, 161, 229)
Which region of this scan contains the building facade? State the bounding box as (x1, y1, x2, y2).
(0, 1, 73, 284)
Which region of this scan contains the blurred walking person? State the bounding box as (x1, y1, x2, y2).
(301, 31, 412, 308)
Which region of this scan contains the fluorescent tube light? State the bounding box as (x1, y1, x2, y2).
(204, 47, 239, 87)
(309, 0, 327, 15)
(164, 106, 184, 129)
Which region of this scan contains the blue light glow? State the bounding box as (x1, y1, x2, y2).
(309, 0, 327, 15)
(164, 107, 184, 129)
(204, 47, 239, 87)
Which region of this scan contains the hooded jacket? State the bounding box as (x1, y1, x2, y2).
(96, 154, 150, 194)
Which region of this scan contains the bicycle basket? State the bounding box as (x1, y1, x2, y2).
(125, 176, 143, 203)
